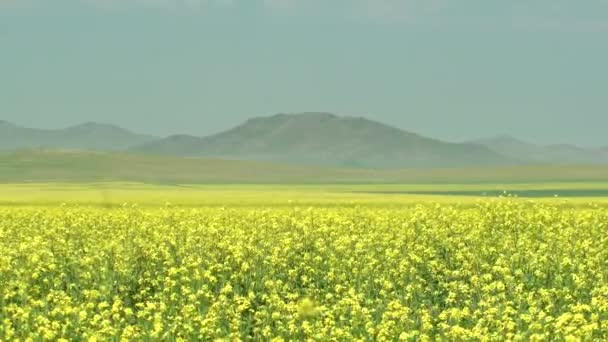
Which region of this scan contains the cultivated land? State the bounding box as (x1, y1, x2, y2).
(3, 182, 608, 208)
(1, 184, 608, 340)
(3, 151, 608, 340)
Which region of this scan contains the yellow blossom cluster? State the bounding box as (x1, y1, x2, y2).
(0, 200, 607, 340)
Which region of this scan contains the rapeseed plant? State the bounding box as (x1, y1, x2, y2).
(0, 201, 606, 340)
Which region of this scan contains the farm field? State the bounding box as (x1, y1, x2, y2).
(1, 183, 608, 340)
(3, 182, 608, 207)
(5, 0, 607, 339)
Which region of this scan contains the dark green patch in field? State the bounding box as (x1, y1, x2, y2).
(357, 189, 608, 198)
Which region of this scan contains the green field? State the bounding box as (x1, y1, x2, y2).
(3, 150, 608, 185)
(3, 149, 608, 207)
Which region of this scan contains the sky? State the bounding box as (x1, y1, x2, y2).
(1, 0, 607, 146)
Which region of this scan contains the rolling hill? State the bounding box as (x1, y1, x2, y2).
(472, 135, 608, 165)
(0, 121, 157, 151)
(133, 112, 512, 168)
(4, 114, 607, 168)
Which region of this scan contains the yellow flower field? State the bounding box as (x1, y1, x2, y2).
(1, 200, 607, 340)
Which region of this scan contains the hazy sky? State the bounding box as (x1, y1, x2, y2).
(1, 1, 607, 146)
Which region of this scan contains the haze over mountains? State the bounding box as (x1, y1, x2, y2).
(0, 120, 156, 151)
(133, 113, 509, 168)
(1, 113, 607, 168)
(470, 135, 608, 165)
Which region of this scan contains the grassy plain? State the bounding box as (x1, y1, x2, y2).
(3, 149, 608, 185)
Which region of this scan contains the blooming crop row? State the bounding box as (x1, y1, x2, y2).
(1, 201, 607, 340)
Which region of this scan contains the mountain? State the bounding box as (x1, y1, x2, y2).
(5, 114, 603, 168)
(471, 135, 543, 159)
(0, 121, 157, 151)
(134, 112, 511, 168)
(472, 135, 608, 165)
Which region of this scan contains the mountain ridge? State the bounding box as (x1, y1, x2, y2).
(3, 113, 607, 168)
(471, 135, 608, 165)
(0, 121, 157, 151)
(133, 112, 513, 168)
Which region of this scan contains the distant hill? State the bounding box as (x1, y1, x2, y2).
(133, 112, 511, 168)
(472, 135, 608, 165)
(0, 121, 157, 151)
(4, 114, 606, 168)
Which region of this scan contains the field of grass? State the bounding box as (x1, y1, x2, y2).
(4, 149, 608, 185)
(2, 183, 608, 339)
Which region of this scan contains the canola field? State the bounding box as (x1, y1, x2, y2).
(1, 184, 608, 340)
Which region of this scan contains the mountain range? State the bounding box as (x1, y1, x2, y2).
(133, 112, 510, 168)
(1, 113, 607, 168)
(0, 120, 156, 151)
(469, 135, 608, 165)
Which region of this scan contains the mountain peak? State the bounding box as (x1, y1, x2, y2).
(0, 121, 156, 151)
(135, 112, 509, 168)
(247, 112, 339, 123)
(247, 112, 406, 133)
(68, 121, 125, 131)
(277, 112, 338, 119)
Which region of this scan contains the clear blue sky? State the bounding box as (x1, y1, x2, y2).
(1, 1, 607, 145)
